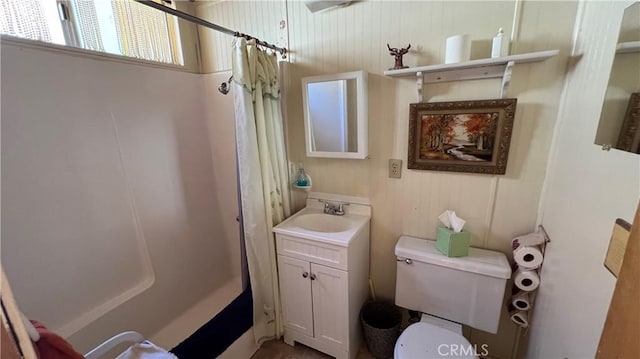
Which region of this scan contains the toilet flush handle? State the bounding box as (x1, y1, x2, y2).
(396, 257, 413, 265)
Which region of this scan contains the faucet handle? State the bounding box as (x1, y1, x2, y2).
(317, 199, 350, 215)
(318, 199, 332, 214)
(336, 202, 350, 215)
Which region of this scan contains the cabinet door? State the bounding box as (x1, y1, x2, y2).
(278, 255, 314, 337)
(311, 263, 349, 349)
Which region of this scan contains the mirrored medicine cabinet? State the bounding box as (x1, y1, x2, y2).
(302, 70, 368, 159)
(594, 1, 640, 154)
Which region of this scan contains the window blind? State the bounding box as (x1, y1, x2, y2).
(0, 0, 183, 66)
(111, 0, 181, 65)
(0, 0, 52, 42)
(70, 0, 104, 52)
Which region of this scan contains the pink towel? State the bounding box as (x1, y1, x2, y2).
(30, 320, 84, 359)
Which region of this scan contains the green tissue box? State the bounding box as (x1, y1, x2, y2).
(436, 226, 471, 257)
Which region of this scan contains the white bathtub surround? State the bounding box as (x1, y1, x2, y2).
(1, 43, 242, 353)
(232, 37, 291, 344)
(149, 276, 242, 349)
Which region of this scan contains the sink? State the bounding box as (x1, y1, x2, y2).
(293, 213, 352, 233)
(273, 197, 371, 246)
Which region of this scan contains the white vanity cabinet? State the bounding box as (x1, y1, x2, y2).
(273, 195, 370, 359)
(277, 255, 349, 345)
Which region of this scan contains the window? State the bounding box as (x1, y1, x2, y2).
(0, 0, 183, 65)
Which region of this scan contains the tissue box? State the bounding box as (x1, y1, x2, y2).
(436, 226, 471, 257)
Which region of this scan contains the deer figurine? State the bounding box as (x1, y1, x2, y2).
(387, 43, 411, 69)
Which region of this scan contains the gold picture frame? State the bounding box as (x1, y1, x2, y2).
(616, 93, 640, 154)
(408, 98, 517, 175)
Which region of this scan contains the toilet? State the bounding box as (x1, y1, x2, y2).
(394, 235, 511, 358)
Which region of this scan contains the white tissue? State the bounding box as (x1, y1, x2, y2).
(438, 211, 452, 228)
(438, 210, 466, 233)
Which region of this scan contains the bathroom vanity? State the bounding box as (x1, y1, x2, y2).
(273, 193, 371, 359)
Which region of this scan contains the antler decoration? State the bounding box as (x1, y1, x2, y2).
(387, 43, 411, 69)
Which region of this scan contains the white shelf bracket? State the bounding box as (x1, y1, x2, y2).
(500, 61, 515, 98)
(416, 71, 424, 102)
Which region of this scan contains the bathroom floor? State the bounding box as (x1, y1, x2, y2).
(251, 339, 375, 359)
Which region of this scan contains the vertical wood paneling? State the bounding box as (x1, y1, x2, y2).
(527, 1, 640, 358)
(197, 1, 287, 73)
(196, 2, 578, 358)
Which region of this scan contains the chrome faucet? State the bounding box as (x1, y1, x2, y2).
(319, 199, 349, 216)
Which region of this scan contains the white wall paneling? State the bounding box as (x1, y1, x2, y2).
(196, 2, 578, 358)
(528, 1, 640, 358)
(196, 1, 288, 74)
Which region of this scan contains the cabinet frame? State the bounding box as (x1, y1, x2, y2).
(276, 226, 369, 359)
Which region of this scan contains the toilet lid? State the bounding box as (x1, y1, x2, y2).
(394, 322, 477, 359)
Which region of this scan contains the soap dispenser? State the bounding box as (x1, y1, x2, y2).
(294, 163, 311, 189)
(491, 28, 507, 58)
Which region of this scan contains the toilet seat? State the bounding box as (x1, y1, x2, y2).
(394, 322, 477, 359)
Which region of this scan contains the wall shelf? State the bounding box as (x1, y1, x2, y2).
(383, 49, 559, 101)
(616, 41, 640, 54)
(293, 184, 312, 192)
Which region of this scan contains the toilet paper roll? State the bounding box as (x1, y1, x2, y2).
(445, 34, 471, 64)
(512, 232, 545, 250)
(509, 309, 529, 328)
(511, 291, 532, 311)
(514, 268, 540, 292)
(513, 245, 544, 269)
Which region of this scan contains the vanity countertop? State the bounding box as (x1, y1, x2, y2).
(273, 207, 370, 247)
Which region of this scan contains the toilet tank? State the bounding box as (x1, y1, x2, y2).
(395, 236, 511, 334)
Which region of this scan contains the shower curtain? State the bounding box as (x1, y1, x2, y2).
(231, 38, 291, 344)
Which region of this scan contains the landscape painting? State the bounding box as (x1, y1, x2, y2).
(408, 99, 517, 175)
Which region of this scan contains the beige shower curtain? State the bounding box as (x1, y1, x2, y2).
(232, 38, 291, 344)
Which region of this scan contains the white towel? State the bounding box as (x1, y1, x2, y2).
(116, 341, 178, 359)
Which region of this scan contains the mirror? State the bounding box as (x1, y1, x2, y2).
(302, 70, 368, 159)
(594, 2, 640, 153)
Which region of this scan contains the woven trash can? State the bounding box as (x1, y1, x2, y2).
(360, 300, 402, 359)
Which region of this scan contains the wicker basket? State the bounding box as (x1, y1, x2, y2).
(360, 301, 402, 359)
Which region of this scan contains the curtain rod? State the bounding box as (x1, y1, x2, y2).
(133, 0, 288, 58)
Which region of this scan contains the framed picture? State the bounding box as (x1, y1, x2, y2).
(408, 98, 517, 175)
(616, 92, 640, 154)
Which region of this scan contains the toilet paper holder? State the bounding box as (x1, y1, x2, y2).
(510, 225, 551, 336)
(538, 225, 551, 243)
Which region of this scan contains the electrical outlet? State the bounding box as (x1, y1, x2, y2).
(389, 159, 402, 179)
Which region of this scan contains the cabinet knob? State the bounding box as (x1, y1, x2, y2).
(302, 272, 309, 278)
(310, 273, 316, 280)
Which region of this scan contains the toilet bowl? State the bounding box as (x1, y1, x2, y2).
(394, 315, 477, 359)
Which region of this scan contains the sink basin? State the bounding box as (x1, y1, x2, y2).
(273, 198, 371, 246)
(293, 213, 352, 233)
